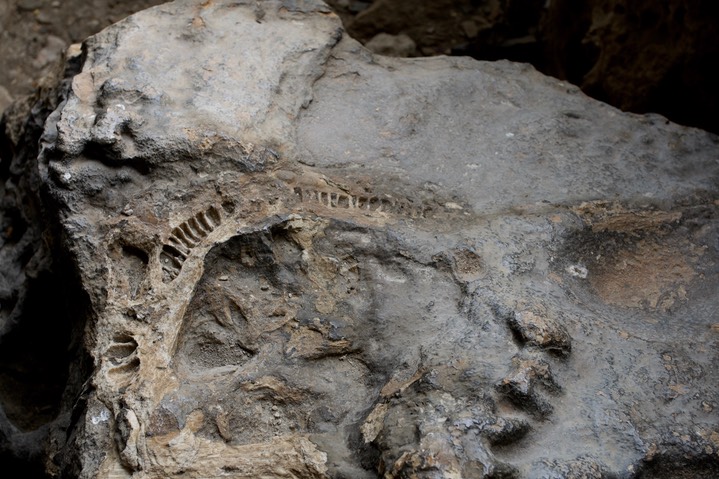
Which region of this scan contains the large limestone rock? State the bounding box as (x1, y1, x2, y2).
(1, 0, 718, 477)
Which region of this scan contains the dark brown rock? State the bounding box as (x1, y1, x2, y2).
(544, 0, 719, 133)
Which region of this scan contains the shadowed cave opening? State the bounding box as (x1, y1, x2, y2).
(0, 271, 73, 431)
(0, 263, 92, 476)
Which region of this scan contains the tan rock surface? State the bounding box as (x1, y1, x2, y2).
(0, 1, 718, 477)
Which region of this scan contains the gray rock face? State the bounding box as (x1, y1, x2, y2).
(1, 0, 719, 477)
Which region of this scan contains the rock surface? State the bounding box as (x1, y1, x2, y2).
(330, 0, 719, 135)
(1, 0, 719, 477)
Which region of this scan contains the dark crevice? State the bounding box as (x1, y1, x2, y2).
(0, 248, 92, 477)
(635, 452, 719, 479)
(80, 141, 152, 175)
(0, 451, 53, 479)
(0, 264, 89, 432)
(0, 82, 93, 477)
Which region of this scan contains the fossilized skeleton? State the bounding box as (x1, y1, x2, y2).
(1, 0, 715, 478)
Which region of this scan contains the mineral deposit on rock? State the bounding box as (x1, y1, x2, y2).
(1, 1, 718, 478)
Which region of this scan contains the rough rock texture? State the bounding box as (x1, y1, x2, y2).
(4, 0, 719, 135)
(329, 0, 719, 135)
(1, 0, 719, 477)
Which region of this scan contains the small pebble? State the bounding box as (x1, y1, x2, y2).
(461, 20, 479, 38)
(17, 0, 43, 12)
(365, 32, 416, 57)
(35, 10, 53, 24)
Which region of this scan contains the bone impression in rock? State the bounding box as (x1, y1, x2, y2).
(2, 0, 718, 478)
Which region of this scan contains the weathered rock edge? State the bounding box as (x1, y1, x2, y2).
(1, 0, 718, 478)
